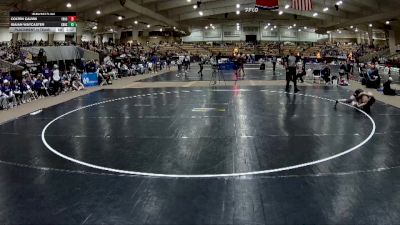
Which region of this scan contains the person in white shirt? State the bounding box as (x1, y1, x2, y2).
(52, 64, 61, 95)
(0, 89, 8, 109)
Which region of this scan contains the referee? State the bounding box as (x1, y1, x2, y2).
(285, 51, 300, 93)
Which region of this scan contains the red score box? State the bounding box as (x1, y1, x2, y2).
(68, 16, 76, 22)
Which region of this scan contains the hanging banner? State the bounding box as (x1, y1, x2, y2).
(256, 0, 279, 10)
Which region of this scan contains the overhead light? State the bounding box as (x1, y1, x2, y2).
(274, 25, 277, 28)
(147, 24, 151, 28)
(96, 10, 101, 15)
(289, 26, 292, 29)
(355, 28, 358, 32)
(236, 23, 239, 26)
(187, 0, 191, 2)
(92, 26, 97, 30)
(323, 7, 328, 12)
(293, 23, 296, 27)
(313, 12, 318, 17)
(199, 11, 203, 16)
(271, 28, 274, 31)
(193, 5, 198, 9)
(350, 25, 353, 29)
(278, 11, 283, 15)
(236, 4, 240, 9)
(339, 30, 342, 34)
(304, 26, 307, 29)
(66, 2, 72, 8)
(210, 23, 213, 26)
(173, 26, 176, 29)
(386, 21, 390, 25)
(336, 1, 343, 5)
(118, 16, 123, 20)
(236, 10, 240, 15)
(237, 27, 240, 31)
(327, 31, 331, 34)
(110, 28, 113, 32)
(285, 4, 290, 9)
(369, 24, 373, 27)
(205, 26, 208, 29)
(160, 28, 163, 31)
(298, 29, 301, 32)
(134, 20, 138, 24)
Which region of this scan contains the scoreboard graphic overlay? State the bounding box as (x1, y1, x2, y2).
(9, 12, 77, 33)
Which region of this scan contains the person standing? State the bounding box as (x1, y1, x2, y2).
(272, 55, 277, 73)
(198, 57, 204, 78)
(52, 64, 61, 95)
(285, 51, 300, 93)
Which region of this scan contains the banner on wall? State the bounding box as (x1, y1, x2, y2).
(256, 0, 279, 10)
(82, 72, 98, 87)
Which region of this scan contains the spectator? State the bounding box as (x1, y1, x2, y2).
(366, 64, 380, 89)
(1, 80, 17, 108)
(383, 77, 398, 96)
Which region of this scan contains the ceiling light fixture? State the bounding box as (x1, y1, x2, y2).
(236, 4, 240, 8)
(236, 10, 240, 15)
(66, 3, 72, 8)
(96, 10, 101, 15)
(199, 11, 203, 16)
(313, 12, 318, 17)
(323, 7, 328, 12)
(193, 5, 198, 9)
(278, 11, 283, 15)
(285, 4, 290, 9)
(134, 20, 138, 24)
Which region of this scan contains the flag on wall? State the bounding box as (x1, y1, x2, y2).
(256, 0, 279, 10)
(292, 0, 313, 11)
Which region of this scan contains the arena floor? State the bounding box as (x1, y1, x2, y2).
(0, 68, 400, 224)
(140, 64, 286, 82)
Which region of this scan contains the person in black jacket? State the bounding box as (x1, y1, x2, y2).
(383, 77, 398, 96)
(321, 64, 331, 84)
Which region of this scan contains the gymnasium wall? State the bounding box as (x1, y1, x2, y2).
(183, 25, 330, 42)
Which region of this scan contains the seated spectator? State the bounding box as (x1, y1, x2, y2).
(61, 72, 72, 92)
(12, 80, 23, 105)
(366, 64, 380, 89)
(321, 65, 331, 84)
(383, 77, 398, 96)
(339, 63, 346, 80)
(1, 80, 17, 108)
(296, 65, 306, 83)
(20, 78, 37, 102)
(0, 88, 9, 110)
(71, 73, 85, 91)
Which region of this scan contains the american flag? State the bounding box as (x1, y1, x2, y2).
(292, 0, 313, 11)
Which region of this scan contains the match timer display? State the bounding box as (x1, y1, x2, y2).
(9, 12, 77, 33)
